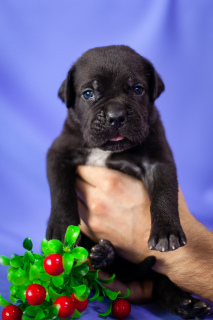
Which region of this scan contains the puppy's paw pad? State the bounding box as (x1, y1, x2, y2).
(89, 239, 115, 269)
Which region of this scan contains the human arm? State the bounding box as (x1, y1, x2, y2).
(76, 165, 213, 302)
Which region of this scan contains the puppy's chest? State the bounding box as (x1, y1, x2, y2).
(85, 148, 143, 178)
(86, 149, 112, 167)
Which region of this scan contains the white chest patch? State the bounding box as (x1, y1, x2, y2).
(86, 149, 112, 167)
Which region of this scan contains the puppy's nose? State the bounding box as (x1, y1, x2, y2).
(107, 109, 127, 128)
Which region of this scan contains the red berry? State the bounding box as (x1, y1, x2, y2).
(44, 253, 64, 276)
(54, 296, 75, 318)
(2, 305, 22, 320)
(26, 284, 46, 305)
(70, 293, 88, 312)
(112, 299, 131, 319)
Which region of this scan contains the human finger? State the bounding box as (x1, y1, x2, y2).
(77, 197, 100, 243)
(76, 166, 112, 187)
(76, 176, 113, 215)
(76, 176, 96, 205)
(77, 166, 148, 206)
(98, 270, 153, 303)
(76, 165, 139, 193)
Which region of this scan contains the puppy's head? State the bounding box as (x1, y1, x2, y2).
(59, 45, 164, 152)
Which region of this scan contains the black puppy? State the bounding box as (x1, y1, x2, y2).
(46, 45, 209, 318)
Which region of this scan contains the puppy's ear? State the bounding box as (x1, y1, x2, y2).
(58, 79, 67, 103)
(58, 67, 76, 108)
(145, 61, 165, 102)
(153, 71, 165, 101)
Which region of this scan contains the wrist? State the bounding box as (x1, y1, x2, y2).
(152, 214, 213, 301)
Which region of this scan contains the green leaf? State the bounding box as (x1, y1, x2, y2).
(73, 262, 89, 277)
(39, 272, 51, 282)
(33, 253, 44, 260)
(71, 247, 88, 261)
(47, 304, 59, 318)
(119, 288, 130, 299)
(22, 315, 31, 320)
(87, 270, 99, 281)
(26, 306, 40, 316)
(98, 300, 113, 317)
(41, 239, 63, 256)
(72, 309, 82, 318)
(35, 309, 46, 320)
(97, 296, 105, 303)
(23, 237, 33, 251)
(23, 251, 35, 264)
(62, 253, 74, 273)
(29, 264, 41, 280)
(10, 256, 23, 268)
(16, 289, 26, 302)
(0, 255, 10, 265)
(0, 294, 11, 307)
(73, 287, 90, 301)
(89, 283, 100, 302)
(48, 239, 63, 254)
(52, 274, 64, 287)
(64, 225, 80, 247)
(10, 294, 17, 303)
(72, 284, 87, 296)
(48, 287, 64, 301)
(34, 259, 44, 270)
(103, 288, 120, 300)
(41, 239, 51, 256)
(98, 273, 116, 284)
(69, 275, 80, 288)
(9, 268, 26, 285)
(9, 285, 19, 296)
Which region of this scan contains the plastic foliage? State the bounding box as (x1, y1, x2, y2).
(0, 225, 130, 319)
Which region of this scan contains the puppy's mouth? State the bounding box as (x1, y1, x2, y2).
(100, 135, 135, 152)
(109, 135, 124, 142)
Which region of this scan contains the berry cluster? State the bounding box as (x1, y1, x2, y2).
(0, 226, 131, 319)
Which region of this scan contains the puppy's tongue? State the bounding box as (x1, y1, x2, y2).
(110, 135, 124, 141)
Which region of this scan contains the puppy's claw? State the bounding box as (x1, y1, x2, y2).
(175, 297, 210, 319)
(148, 237, 157, 250)
(180, 299, 192, 310)
(155, 238, 168, 252)
(148, 225, 187, 252)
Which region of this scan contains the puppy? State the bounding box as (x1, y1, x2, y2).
(46, 45, 209, 318)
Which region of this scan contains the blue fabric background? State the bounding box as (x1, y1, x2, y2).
(0, 1, 213, 319)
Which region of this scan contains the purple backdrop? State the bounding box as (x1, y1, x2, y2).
(0, 1, 213, 319)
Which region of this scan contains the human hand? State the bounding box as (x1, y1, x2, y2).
(87, 259, 153, 303)
(76, 166, 213, 302)
(76, 165, 152, 263)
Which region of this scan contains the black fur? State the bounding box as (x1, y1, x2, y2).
(46, 45, 209, 318)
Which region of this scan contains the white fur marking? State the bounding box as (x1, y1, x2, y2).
(86, 149, 112, 167)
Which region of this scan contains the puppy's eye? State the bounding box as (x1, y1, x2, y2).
(83, 90, 94, 99)
(134, 86, 144, 95)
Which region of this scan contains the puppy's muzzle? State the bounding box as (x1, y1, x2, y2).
(106, 106, 127, 129)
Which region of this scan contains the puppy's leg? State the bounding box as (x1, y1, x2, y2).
(144, 162, 186, 252)
(153, 273, 210, 319)
(46, 148, 82, 242)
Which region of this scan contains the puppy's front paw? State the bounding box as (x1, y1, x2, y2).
(148, 224, 187, 252)
(46, 222, 67, 242)
(89, 239, 115, 269)
(46, 214, 71, 242)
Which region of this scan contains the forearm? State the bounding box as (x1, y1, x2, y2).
(153, 210, 213, 302)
